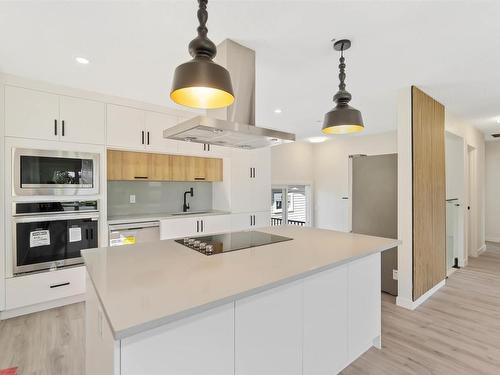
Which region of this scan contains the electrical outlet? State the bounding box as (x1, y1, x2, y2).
(392, 269, 398, 280)
(129, 194, 136, 204)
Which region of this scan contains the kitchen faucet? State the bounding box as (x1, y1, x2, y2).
(183, 187, 194, 212)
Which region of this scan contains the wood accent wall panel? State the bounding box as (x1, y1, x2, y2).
(411, 86, 446, 300)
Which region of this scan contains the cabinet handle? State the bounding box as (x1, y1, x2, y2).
(208, 144, 210, 151)
(147, 131, 150, 145)
(194, 177, 205, 181)
(253, 168, 256, 178)
(250, 167, 252, 178)
(201, 220, 204, 232)
(134, 176, 148, 179)
(50, 282, 70, 289)
(203, 144, 206, 151)
(141, 130, 145, 145)
(250, 215, 253, 226)
(197, 220, 200, 232)
(62, 120, 65, 136)
(54, 119, 58, 136)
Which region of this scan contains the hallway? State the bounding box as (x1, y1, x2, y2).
(343, 242, 500, 374)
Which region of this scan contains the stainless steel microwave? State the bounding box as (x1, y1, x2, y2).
(13, 148, 99, 196)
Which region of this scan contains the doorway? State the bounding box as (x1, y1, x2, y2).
(350, 154, 398, 296)
(467, 145, 477, 258)
(271, 185, 312, 227)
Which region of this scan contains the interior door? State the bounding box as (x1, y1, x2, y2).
(351, 154, 398, 295)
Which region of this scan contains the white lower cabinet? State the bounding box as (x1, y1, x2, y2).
(160, 214, 231, 240)
(86, 273, 120, 375)
(348, 252, 381, 361)
(230, 211, 270, 231)
(5, 266, 86, 309)
(120, 303, 234, 375)
(303, 265, 349, 374)
(235, 281, 303, 375)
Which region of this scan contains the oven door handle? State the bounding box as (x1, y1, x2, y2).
(12, 212, 100, 223)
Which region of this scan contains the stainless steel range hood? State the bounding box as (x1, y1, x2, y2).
(164, 40, 295, 149)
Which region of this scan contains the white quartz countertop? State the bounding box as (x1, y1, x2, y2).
(82, 226, 399, 339)
(107, 210, 231, 225)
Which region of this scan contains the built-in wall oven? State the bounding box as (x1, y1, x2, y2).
(12, 200, 99, 274)
(13, 148, 99, 196)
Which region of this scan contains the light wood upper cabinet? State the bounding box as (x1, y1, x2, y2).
(121, 152, 151, 181)
(150, 153, 172, 181)
(107, 150, 222, 182)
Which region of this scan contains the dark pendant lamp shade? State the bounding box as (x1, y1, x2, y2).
(322, 39, 364, 134)
(171, 0, 234, 109)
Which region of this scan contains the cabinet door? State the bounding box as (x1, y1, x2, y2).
(144, 111, 179, 153)
(205, 158, 223, 181)
(5, 85, 59, 141)
(121, 151, 151, 181)
(253, 211, 271, 228)
(235, 281, 303, 375)
(59, 95, 105, 144)
(160, 217, 199, 240)
(185, 156, 208, 181)
(150, 153, 171, 181)
(303, 265, 349, 375)
(201, 215, 231, 235)
(170, 155, 188, 181)
(106, 104, 145, 149)
(250, 148, 271, 212)
(348, 253, 381, 362)
(107, 150, 123, 180)
(230, 150, 252, 213)
(230, 213, 252, 232)
(121, 303, 234, 375)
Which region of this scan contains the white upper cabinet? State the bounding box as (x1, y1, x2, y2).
(230, 148, 271, 213)
(59, 96, 105, 144)
(5, 85, 105, 144)
(144, 111, 178, 153)
(106, 104, 146, 149)
(5, 86, 59, 141)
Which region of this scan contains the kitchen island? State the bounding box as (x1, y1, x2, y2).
(82, 226, 399, 375)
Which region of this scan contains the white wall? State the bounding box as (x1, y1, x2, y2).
(485, 141, 500, 242)
(271, 141, 314, 185)
(313, 132, 397, 231)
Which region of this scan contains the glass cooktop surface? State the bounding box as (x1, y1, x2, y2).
(175, 230, 293, 255)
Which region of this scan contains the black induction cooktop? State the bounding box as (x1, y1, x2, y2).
(175, 230, 293, 255)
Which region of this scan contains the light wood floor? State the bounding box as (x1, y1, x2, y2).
(1, 243, 499, 375)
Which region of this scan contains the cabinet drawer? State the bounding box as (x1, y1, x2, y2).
(6, 266, 86, 309)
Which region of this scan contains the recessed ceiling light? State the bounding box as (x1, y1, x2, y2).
(75, 57, 90, 65)
(274, 108, 282, 114)
(308, 136, 328, 143)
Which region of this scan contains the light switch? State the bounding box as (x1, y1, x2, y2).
(392, 269, 398, 280)
(129, 194, 136, 204)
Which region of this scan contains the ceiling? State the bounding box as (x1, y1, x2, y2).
(1, 1, 500, 140)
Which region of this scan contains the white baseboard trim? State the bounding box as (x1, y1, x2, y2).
(0, 294, 84, 320)
(396, 279, 446, 311)
(477, 244, 487, 255)
(486, 236, 500, 243)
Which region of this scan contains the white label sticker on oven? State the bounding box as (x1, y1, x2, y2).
(69, 227, 82, 243)
(30, 230, 50, 248)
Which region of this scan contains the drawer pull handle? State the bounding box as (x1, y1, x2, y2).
(134, 176, 148, 179)
(50, 282, 70, 289)
(194, 177, 205, 180)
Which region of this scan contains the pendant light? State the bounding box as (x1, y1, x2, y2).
(322, 39, 364, 134)
(170, 0, 234, 109)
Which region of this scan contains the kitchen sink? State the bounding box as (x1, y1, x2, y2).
(171, 211, 210, 216)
